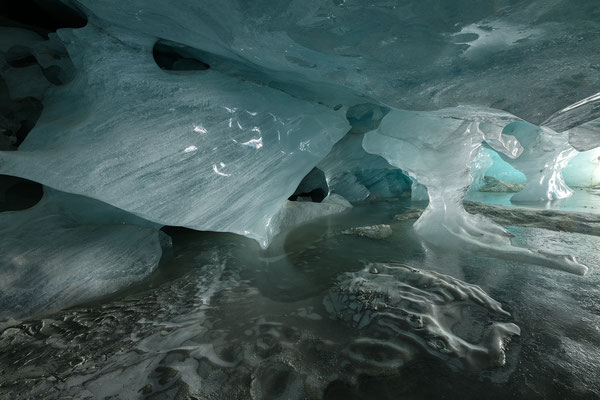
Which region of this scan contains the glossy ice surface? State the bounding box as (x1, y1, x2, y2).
(1, 199, 599, 399)
(0, 24, 349, 248)
(363, 107, 587, 274)
(0, 1, 600, 398)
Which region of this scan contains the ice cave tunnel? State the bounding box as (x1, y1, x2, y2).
(0, 0, 600, 399)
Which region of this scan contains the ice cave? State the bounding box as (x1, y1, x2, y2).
(0, 0, 599, 399)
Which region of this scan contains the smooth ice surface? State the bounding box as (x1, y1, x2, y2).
(363, 107, 588, 275)
(563, 149, 600, 188)
(363, 106, 521, 244)
(469, 147, 526, 190)
(0, 189, 165, 319)
(499, 122, 578, 202)
(0, 24, 350, 248)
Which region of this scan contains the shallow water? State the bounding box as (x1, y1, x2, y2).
(466, 188, 600, 213)
(1, 198, 599, 399)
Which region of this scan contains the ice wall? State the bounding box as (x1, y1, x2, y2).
(0, 24, 350, 248)
(0, 189, 166, 319)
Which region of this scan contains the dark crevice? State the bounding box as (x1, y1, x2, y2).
(153, 40, 210, 71)
(0, 175, 43, 212)
(41, 65, 66, 85)
(0, 0, 87, 37)
(5, 46, 72, 86)
(0, 79, 44, 149)
(160, 226, 197, 236)
(346, 103, 390, 134)
(289, 167, 329, 203)
(5, 50, 38, 68)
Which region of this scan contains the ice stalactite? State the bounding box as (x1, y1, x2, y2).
(498, 122, 578, 203)
(363, 107, 588, 275)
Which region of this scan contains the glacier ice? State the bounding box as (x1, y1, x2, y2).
(268, 194, 352, 242)
(362, 106, 522, 246)
(468, 147, 495, 193)
(0, 188, 165, 319)
(0, 24, 350, 248)
(568, 117, 600, 152)
(317, 131, 410, 202)
(563, 149, 600, 188)
(498, 122, 578, 203)
(65, 0, 600, 124)
(363, 107, 588, 275)
(0, 0, 598, 329)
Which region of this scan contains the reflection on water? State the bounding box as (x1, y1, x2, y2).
(1, 198, 599, 399)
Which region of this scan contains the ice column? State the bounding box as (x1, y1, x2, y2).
(499, 122, 577, 202)
(363, 107, 587, 275)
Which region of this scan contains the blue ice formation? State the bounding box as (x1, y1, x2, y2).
(1, 0, 600, 317)
(363, 107, 588, 275)
(0, 25, 350, 248)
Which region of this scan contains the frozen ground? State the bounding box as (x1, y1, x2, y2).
(1, 197, 599, 399)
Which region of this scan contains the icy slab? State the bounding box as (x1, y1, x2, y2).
(0, 24, 349, 248)
(325, 263, 520, 370)
(543, 91, 600, 133)
(0, 189, 165, 319)
(499, 122, 577, 202)
(363, 107, 588, 275)
(541, 92, 600, 152)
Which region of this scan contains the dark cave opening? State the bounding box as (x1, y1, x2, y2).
(289, 167, 329, 203)
(0, 175, 43, 212)
(0, 0, 87, 37)
(153, 40, 210, 71)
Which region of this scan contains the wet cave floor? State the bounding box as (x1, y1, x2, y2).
(1, 192, 600, 399)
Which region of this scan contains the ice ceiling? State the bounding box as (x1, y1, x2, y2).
(0, 0, 600, 318)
